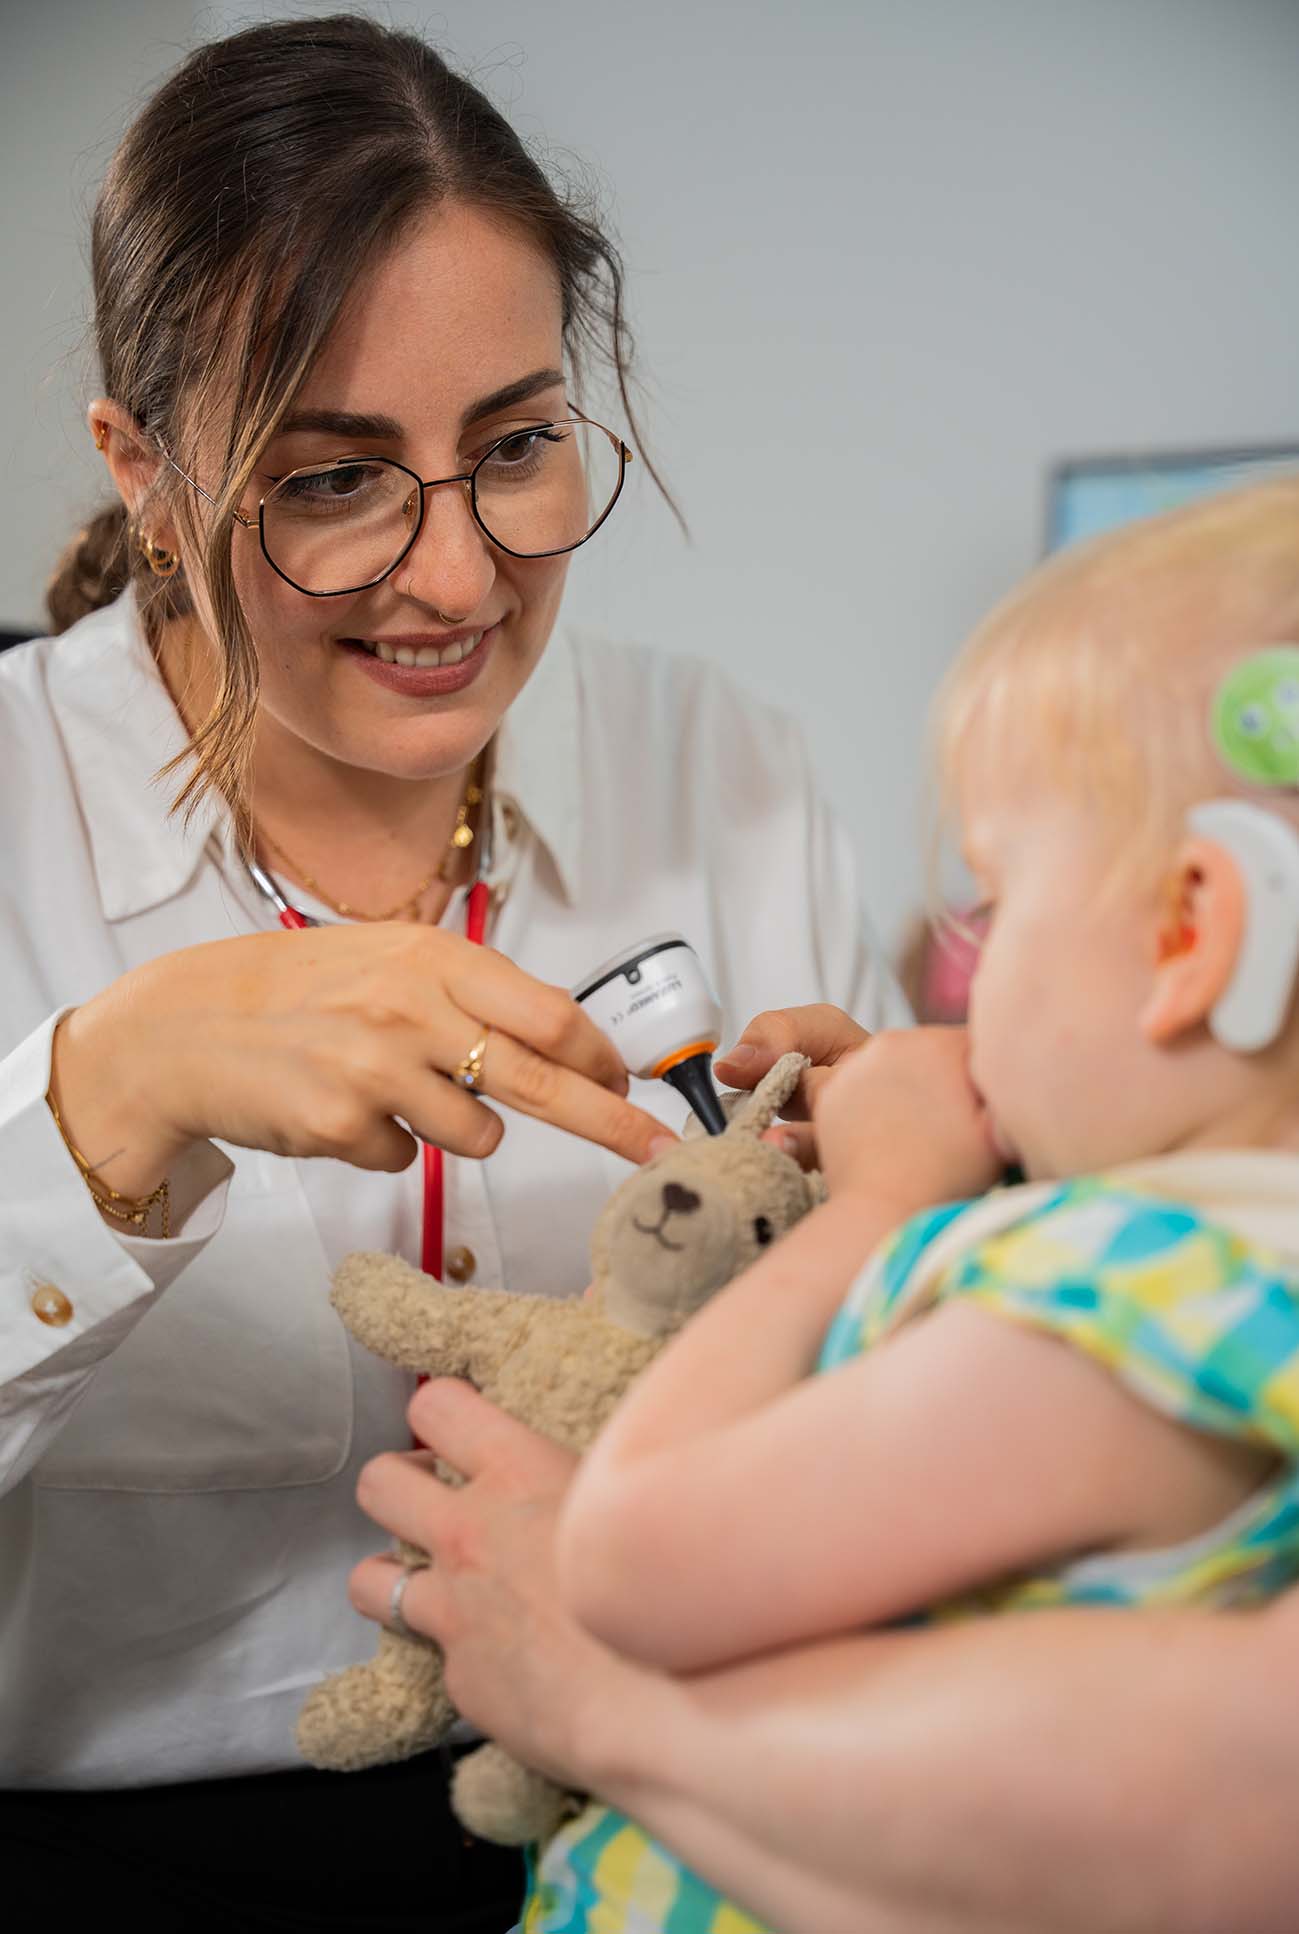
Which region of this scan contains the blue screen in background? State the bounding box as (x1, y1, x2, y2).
(1047, 446, 1299, 553)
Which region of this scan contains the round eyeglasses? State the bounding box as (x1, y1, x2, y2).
(164, 413, 632, 598)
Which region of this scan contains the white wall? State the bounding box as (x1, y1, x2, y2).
(5, 0, 1299, 950)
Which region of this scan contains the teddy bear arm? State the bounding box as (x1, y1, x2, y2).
(333, 1253, 552, 1382)
(297, 1625, 456, 1771)
(420, 1283, 548, 1387)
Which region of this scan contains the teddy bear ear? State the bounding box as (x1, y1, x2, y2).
(682, 1083, 775, 1139)
(681, 1093, 743, 1141)
(726, 1052, 810, 1137)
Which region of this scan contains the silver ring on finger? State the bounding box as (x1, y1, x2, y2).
(387, 1564, 419, 1639)
(452, 1028, 490, 1092)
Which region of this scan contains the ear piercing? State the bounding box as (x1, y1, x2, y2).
(140, 533, 180, 579)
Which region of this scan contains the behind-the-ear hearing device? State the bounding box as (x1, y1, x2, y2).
(572, 933, 728, 1134)
(1186, 799, 1299, 1052)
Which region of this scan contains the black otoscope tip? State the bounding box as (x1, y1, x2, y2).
(662, 1053, 728, 1136)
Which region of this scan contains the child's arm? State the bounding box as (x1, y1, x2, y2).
(578, 1029, 999, 1471)
(557, 1295, 1271, 1674)
(558, 1032, 1270, 1673)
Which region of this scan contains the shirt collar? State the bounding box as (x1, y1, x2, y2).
(53, 594, 584, 921)
(50, 591, 226, 923)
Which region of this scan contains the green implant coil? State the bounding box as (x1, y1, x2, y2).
(1212, 647, 1299, 788)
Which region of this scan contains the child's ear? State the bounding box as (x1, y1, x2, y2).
(1139, 837, 1246, 1046)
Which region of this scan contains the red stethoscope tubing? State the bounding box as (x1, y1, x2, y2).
(420, 877, 491, 1278)
(274, 876, 493, 1281)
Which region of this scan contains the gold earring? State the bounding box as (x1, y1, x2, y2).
(92, 423, 108, 452)
(140, 533, 180, 580)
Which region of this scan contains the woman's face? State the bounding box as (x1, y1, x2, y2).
(217, 201, 574, 783)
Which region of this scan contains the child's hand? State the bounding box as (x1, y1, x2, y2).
(714, 1004, 870, 1091)
(714, 1005, 870, 1167)
(813, 1027, 1003, 1216)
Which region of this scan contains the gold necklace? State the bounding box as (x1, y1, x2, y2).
(260, 766, 484, 923)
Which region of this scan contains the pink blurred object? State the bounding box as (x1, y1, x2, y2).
(898, 907, 989, 1025)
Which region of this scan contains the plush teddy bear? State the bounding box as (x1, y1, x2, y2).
(296, 1051, 822, 1844)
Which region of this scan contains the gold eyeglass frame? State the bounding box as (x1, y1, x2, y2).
(158, 406, 633, 598)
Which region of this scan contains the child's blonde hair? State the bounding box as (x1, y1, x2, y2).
(932, 477, 1299, 884)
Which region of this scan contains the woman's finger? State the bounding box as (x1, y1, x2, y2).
(349, 1552, 450, 1639)
(343, 1014, 666, 1168)
(408, 1376, 562, 1480)
(440, 944, 629, 1095)
(355, 1391, 572, 1553)
(355, 1444, 464, 1551)
(384, 1062, 507, 1161)
(330, 1113, 423, 1174)
(396, 1006, 669, 1166)
(298, 1017, 503, 1165)
(714, 1004, 871, 1089)
(461, 1028, 670, 1166)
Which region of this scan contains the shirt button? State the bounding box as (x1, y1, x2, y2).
(445, 1246, 476, 1284)
(31, 1283, 74, 1327)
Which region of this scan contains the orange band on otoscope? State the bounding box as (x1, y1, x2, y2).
(649, 1039, 719, 1079)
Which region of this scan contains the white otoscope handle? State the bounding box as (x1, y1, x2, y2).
(572, 933, 723, 1080)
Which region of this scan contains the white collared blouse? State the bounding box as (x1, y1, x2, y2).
(0, 593, 907, 1787)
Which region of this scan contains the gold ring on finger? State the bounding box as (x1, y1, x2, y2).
(452, 1029, 490, 1092)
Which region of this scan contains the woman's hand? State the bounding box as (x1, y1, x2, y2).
(713, 1004, 871, 1165)
(814, 1026, 1003, 1215)
(350, 1380, 641, 1787)
(353, 1393, 1299, 1934)
(51, 926, 669, 1203)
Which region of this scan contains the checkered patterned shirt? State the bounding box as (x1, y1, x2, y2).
(523, 1160, 1299, 1934)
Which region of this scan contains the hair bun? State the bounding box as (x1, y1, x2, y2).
(45, 502, 131, 633)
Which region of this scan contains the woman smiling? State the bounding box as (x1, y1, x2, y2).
(0, 13, 902, 1931)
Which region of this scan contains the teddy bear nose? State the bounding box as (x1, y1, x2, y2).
(662, 1182, 702, 1217)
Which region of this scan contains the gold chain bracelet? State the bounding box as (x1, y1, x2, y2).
(46, 1091, 171, 1239)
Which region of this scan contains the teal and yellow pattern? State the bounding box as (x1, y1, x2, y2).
(523, 1823, 768, 1933)
(524, 1173, 1299, 1934)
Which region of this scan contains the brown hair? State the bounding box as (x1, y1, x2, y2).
(48, 12, 656, 827)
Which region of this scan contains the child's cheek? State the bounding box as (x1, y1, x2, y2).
(967, 932, 1032, 1080)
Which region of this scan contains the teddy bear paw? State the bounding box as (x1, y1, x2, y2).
(451, 1742, 578, 1846)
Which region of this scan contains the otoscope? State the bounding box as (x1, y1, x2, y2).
(573, 933, 729, 1135)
